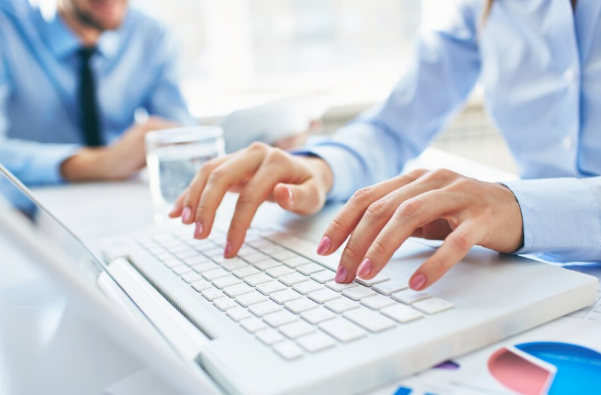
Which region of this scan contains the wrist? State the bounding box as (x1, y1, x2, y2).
(60, 148, 108, 181)
(301, 156, 334, 196)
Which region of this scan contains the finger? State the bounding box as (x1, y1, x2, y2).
(273, 179, 324, 215)
(181, 156, 229, 224)
(318, 169, 429, 258)
(169, 188, 188, 218)
(194, 147, 266, 239)
(337, 177, 440, 282)
(409, 221, 480, 290)
(357, 189, 465, 282)
(225, 163, 288, 257)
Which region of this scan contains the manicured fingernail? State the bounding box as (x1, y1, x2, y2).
(287, 187, 294, 203)
(194, 221, 203, 238)
(224, 241, 232, 258)
(357, 259, 372, 278)
(335, 265, 347, 283)
(317, 236, 331, 255)
(410, 274, 427, 290)
(182, 207, 192, 223)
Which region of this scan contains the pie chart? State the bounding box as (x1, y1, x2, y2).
(488, 342, 601, 395)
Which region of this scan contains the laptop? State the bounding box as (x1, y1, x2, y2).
(0, 163, 597, 395)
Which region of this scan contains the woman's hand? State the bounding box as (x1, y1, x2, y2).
(316, 169, 523, 291)
(169, 142, 333, 257)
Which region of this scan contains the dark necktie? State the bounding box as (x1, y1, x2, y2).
(78, 47, 103, 147)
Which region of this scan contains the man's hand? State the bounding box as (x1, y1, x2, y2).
(61, 117, 178, 181)
(169, 142, 333, 257)
(317, 169, 524, 291)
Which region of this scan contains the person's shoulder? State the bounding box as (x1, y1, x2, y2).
(125, 7, 170, 42)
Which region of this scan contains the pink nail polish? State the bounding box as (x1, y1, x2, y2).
(194, 222, 203, 238)
(182, 207, 192, 223)
(224, 242, 233, 258)
(357, 259, 372, 278)
(335, 265, 347, 283)
(410, 274, 427, 290)
(287, 187, 294, 203)
(317, 236, 331, 255)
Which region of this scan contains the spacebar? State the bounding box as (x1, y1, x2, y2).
(271, 236, 340, 271)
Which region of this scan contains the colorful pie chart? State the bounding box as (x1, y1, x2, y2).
(488, 342, 601, 395)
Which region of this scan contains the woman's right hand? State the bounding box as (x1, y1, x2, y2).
(169, 142, 334, 258)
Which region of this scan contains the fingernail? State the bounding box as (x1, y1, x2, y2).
(224, 241, 232, 258)
(194, 221, 203, 238)
(410, 274, 427, 290)
(317, 236, 331, 255)
(335, 265, 347, 283)
(182, 207, 192, 223)
(357, 259, 372, 278)
(287, 187, 294, 203)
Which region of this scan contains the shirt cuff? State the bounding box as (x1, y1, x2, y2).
(25, 144, 81, 185)
(503, 178, 601, 262)
(292, 144, 364, 202)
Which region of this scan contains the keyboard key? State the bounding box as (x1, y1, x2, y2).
(202, 268, 229, 281)
(342, 285, 377, 301)
(282, 256, 311, 268)
(226, 307, 252, 321)
(184, 256, 210, 266)
(238, 246, 258, 256)
(243, 252, 270, 264)
(263, 310, 299, 327)
(392, 289, 430, 305)
(381, 304, 423, 323)
(311, 270, 336, 284)
(240, 317, 267, 333)
(279, 273, 309, 286)
(232, 266, 261, 278)
(319, 318, 367, 342)
(270, 289, 302, 304)
(343, 308, 395, 333)
(181, 272, 202, 283)
(279, 321, 316, 339)
(192, 262, 219, 273)
(301, 307, 336, 324)
(211, 255, 231, 264)
(202, 287, 225, 301)
(258, 245, 286, 255)
(248, 239, 273, 249)
(253, 259, 281, 271)
(271, 250, 298, 261)
(172, 264, 192, 276)
(326, 281, 358, 292)
(214, 297, 238, 311)
(162, 258, 182, 268)
(355, 273, 390, 287)
(309, 289, 340, 304)
(273, 341, 304, 360)
(361, 295, 396, 310)
(175, 250, 198, 260)
(249, 300, 282, 317)
(212, 275, 242, 289)
(236, 291, 267, 307)
(191, 280, 212, 292)
(373, 280, 408, 296)
(285, 298, 319, 314)
(204, 247, 224, 257)
(256, 281, 288, 295)
(255, 329, 285, 345)
(244, 273, 273, 287)
(325, 297, 361, 313)
(297, 332, 336, 353)
(220, 259, 248, 272)
(296, 263, 324, 275)
(293, 280, 322, 295)
(266, 265, 295, 278)
(223, 283, 254, 297)
(413, 297, 454, 315)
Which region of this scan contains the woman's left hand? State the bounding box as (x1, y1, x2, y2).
(316, 169, 524, 291)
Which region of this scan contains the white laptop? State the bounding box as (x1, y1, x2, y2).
(0, 163, 597, 395)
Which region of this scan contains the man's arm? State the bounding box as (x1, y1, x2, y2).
(301, 0, 482, 201)
(503, 177, 601, 262)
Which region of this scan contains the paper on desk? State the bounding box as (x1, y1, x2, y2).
(370, 315, 601, 395)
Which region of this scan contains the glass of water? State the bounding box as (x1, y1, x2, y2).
(145, 126, 225, 223)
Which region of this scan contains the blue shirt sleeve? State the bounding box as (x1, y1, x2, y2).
(300, 0, 481, 201)
(503, 178, 601, 263)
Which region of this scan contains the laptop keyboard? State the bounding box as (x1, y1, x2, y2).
(136, 227, 454, 360)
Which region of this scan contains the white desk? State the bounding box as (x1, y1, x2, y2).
(4, 148, 576, 395)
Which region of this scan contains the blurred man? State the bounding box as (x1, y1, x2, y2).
(0, 0, 194, 188)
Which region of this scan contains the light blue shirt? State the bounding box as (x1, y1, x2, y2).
(0, 0, 194, 188)
(305, 0, 601, 264)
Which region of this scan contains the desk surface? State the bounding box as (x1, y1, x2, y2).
(0, 148, 553, 395)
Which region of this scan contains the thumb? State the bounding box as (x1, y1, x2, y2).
(273, 180, 324, 215)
